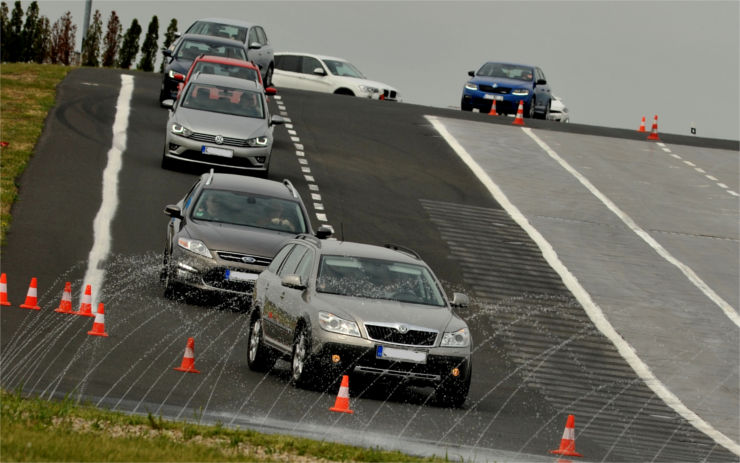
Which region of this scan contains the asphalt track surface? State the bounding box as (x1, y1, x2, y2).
(1, 68, 738, 462)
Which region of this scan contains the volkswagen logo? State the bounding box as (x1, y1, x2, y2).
(241, 256, 256, 264)
(214, 135, 224, 145)
(397, 324, 409, 334)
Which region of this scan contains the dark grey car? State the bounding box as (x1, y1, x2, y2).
(247, 237, 472, 407)
(161, 170, 330, 299)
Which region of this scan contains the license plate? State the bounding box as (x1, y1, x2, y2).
(376, 345, 427, 364)
(484, 94, 504, 101)
(202, 145, 233, 158)
(224, 269, 258, 282)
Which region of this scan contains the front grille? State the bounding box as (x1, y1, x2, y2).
(176, 150, 264, 168)
(365, 323, 437, 347)
(382, 89, 397, 99)
(478, 85, 510, 94)
(354, 365, 440, 381)
(189, 132, 249, 148)
(217, 252, 272, 266)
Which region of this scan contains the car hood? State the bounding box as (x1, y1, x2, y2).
(311, 292, 459, 332)
(470, 75, 532, 89)
(184, 220, 294, 257)
(333, 75, 399, 93)
(172, 108, 269, 139)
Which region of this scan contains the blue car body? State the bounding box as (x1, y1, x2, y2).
(461, 62, 551, 119)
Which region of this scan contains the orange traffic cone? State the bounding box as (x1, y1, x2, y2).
(647, 115, 660, 140)
(549, 414, 583, 458)
(19, 277, 41, 310)
(638, 116, 646, 132)
(512, 100, 525, 126)
(55, 282, 74, 313)
(75, 284, 94, 317)
(87, 303, 109, 337)
(0, 273, 11, 306)
(488, 99, 498, 116)
(173, 338, 200, 373)
(329, 375, 354, 414)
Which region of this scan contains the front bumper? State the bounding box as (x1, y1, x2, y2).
(461, 89, 531, 114)
(165, 132, 271, 172)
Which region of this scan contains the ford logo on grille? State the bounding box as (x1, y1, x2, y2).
(215, 135, 224, 145)
(397, 324, 409, 334)
(241, 256, 256, 264)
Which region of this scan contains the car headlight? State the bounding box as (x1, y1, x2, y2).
(441, 328, 470, 347)
(171, 123, 192, 137)
(464, 83, 478, 91)
(512, 89, 530, 95)
(177, 237, 212, 258)
(318, 311, 360, 337)
(246, 136, 268, 147)
(358, 85, 379, 94)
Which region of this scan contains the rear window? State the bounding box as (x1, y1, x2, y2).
(193, 61, 260, 84)
(176, 39, 246, 61)
(186, 21, 248, 43)
(183, 84, 264, 118)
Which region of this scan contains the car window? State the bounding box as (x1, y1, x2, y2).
(247, 28, 258, 46)
(275, 55, 301, 72)
(316, 256, 445, 306)
(182, 180, 201, 210)
(268, 244, 295, 274)
(323, 59, 365, 78)
(187, 21, 247, 43)
(278, 245, 308, 278)
(255, 26, 268, 45)
(478, 63, 533, 81)
(193, 62, 260, 84)
(301, 57, 322, 75)
(182, 84, 264, 118)
(177, 39, 246, 61)
(293, 248, 315, 282)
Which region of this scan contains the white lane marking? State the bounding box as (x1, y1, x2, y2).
(296, 150, 304, 157)
(694, 167, 706, 174)
(288, 129, 297, 136)
(671, 153, 682, 160)
(521, 127, 738, 326)
(662, 147, 672, 153)
(273, 95, 282, 100)
(706, 175, 718, 181)
(425, 115, 740, 457)
(298, 158, 308, 165)
(729, 191, 739, 197)
(311, 193, 321, 201)
(683, 160, 696, 167)
(313, 203, 324, 211)
(316, 213, 327, 222)
(82, 75, 134, 308)
(294, 143, 304, 150)
(301, 167, 311, 173)
(717, 183, 728, 189)
(290, 136, 300, 143)
(308, 184, 319, 191)
(304, 175, 315, 182)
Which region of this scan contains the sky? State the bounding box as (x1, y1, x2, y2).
(14, 0, 740, 141)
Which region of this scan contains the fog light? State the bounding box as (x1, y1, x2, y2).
(451, 367, 460, 377)
(168, 143, 180, 151)
(255, 156, 266, 164)
(332, 354, 341, 363)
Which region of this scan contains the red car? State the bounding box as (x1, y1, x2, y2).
(174, 55, 277, 99)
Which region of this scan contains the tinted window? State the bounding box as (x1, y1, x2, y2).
(176, 39, 246, 61)
(193, 62, 259, 83)
(268, 244, 295, 273)
(187, 21, 247, 43)
(275, 55, 301, 72)
(301, 57, 322, 75)
(278, 245, 308, 278)
(255, 26, 268, 45)
(183, 84, 264, 118)
(247, 28, 258, 46)
(294, 248, 315, 282)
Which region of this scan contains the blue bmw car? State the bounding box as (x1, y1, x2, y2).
(461, 62, 552, 119)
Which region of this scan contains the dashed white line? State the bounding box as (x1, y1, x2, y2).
(706, 175, 718, 181)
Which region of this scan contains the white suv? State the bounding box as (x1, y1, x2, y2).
(272, 52, 400, 101)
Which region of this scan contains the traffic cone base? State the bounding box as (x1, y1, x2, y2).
(87, 303, 109, 337)
(0, 273, 11, 306)
(55, 282, 74, 314)
(75, 284, 95, 317)
(20, 277, 41, 310)
(512, 100, 525, 126)
(549, 414, 583, 458)
(329, 375, 354, 414)
(173, 338, 200, 373)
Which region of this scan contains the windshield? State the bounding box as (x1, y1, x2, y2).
(176, 39, 247, 61)
(323, 59, 366, 78)
(316, 256, 445, 306)
(182, 84, 264, 118)
(192, 61, 260, 84)
(477, 63, 533, 81)
(192, 189, 307, 234)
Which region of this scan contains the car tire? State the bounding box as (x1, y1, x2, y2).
(527, 98, 536, 119)
(247, 310, 277, 372)
(460, 99, 472, 111)
(334, 88, 354, 96)
(434, 367, 471, 408)
(162, 264, 179, 300)
(161, 141, 173, 170)
(264, 64, 273, 88)
(290, 326, 315, 389)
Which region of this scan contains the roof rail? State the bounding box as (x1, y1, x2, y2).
(283, 179, 299, 199)
(205, 168, 215, 185)
(384, 243, 421, 260)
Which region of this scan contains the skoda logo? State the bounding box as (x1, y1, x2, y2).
(241, 256, 256, 264)
(493, 83, 498, 88)
(214, 135, 224, 145)
(397, 324, 409, 334)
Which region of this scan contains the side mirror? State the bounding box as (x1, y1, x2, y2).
(163, 204, 182, 219)
(265, 86, 277, 95)
(270, 114, 285, 126)
(249, 42, 262, 50)
(536, 78, 547, 85)
(313, 67, 327, 76)
(315, 224, 334, 239)
(468, 70, 475, 77)
(161, 99, 175, 109)
(174, 73, 186, 82)
(162, 49, 172, 57)
(450, 292, 470, 308)
(282, 274, 306, 290)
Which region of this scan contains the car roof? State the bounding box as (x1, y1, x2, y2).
(308, 239, 424, 265)
(191, 18, 256, 28)
(178, 33, 247, 48)
(201, 172, 300, 201)
(189, 73, 262, 91)
(275, 51, 348, 63)
(193, 55, 259, 69)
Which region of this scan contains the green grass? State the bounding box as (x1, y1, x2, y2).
(0, 63, 451, 462)
(1, 62, 72, 246)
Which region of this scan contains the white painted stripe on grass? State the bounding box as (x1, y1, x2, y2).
(82, 75, 134, 308)
(425, 115, 740, 457)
